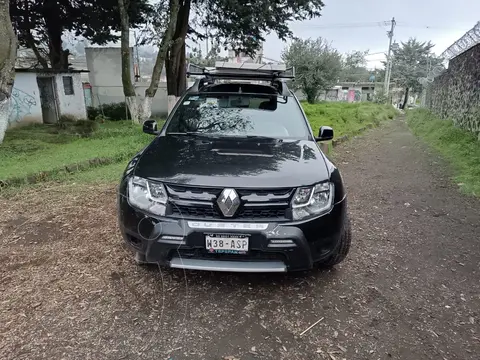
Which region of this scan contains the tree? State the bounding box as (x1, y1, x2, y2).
(10, 0, 152, 70)
(118, 0, 180, 123)
(281, 37, 342, 104)
(387, 38, 443, 109)
(164, 0, 325, 111)
(340, 50, 371, 82)
(187, 42, 227, 68)
(0, 0, 17, 144)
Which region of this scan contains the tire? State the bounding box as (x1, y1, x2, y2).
(318, 215, 352, 268)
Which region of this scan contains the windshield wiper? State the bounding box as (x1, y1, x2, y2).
(167, 132, 221, 138)
(167, 132, 281, 142)
(228, 135, 282, 142)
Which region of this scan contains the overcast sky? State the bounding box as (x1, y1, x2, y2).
(263, 0, 479, 69)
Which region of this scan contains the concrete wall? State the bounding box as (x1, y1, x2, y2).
(85, 47, 172, 117)
(426, 43, 480, 136)
(294, 85, 375, 103)
(54, 73, 87, 119)
(85, 47, 131, 107)
(9, 72, 43, 126)
(85, 47, 198, 117)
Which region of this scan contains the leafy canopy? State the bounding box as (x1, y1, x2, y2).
(282, 37, 342, 103)
(340, 50, 372, 82)
(187, 42, 228, 67)
(388, 38, 443, 93)
(159, 0, 326, 96)
(199, 0, 325, 57)
(10, 0, 152, 69)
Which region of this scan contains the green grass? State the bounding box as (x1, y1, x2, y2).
(407, 108, 480, 197)
(302, 101, 398, 138)
(0, 121, 155, 181)
(1, 102, 397, 190)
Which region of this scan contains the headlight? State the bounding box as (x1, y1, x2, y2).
(128, 176, 168, 216)
(291, 182, 334, 220)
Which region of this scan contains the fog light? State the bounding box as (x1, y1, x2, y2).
(268, 239, 296, 248)
(159, 235, 185, 245)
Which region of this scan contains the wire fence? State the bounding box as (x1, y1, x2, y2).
(441, 21, 480, 61)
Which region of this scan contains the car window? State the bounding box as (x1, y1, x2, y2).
(166, 94, 310, 139)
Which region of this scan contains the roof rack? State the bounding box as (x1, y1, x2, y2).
(186, 62, 295, 97)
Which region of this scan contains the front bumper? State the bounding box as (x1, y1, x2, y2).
(118, 193, 347, 272)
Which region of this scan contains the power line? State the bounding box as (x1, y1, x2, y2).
(295, 21, 471, 32)
(395, 22, 472, 31)
(295, 21, 391, 29)
(366, 51, 386, 56)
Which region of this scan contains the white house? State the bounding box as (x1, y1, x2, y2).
(8, 69, 88, 128)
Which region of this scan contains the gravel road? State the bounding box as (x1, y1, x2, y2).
(1, 116, 479, 360)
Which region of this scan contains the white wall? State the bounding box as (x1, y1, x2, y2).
(9, 72, 43, 127)
(8, 71, 88, 128)
(85, 47, 132, 108)
(54, 73, 87, 119)
(85, 47, 190, 117)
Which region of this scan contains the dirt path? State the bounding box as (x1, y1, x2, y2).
(1, 117, 479, 360)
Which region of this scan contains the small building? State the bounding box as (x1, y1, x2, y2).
(8, 48, 89, 128)
(8, 68, 88, 128)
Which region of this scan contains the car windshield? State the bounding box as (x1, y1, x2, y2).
(166, 93, 310, 139)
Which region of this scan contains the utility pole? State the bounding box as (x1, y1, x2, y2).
(384, 17, 396, 96)
(133, 30, 141, 80)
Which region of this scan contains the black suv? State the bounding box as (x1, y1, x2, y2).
(117, 63, 351, 272)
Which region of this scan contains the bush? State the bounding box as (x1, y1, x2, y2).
(87, 102, 130, 121)
(55, 115, 98, 137)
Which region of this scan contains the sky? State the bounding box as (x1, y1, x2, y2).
(262, 0, 480, 70)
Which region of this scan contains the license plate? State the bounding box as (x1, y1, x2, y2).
(205, 233, 249, 254)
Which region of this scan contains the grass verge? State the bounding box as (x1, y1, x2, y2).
(1, 102, 397, 190)
(0, 121, 155, 184)
(407, 109, 480, 197)
(302, 101, 398, 138)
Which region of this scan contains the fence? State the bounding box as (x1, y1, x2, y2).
(90, 83, 169, 118)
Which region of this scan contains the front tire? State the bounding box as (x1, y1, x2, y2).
(319, 215, 352, 267)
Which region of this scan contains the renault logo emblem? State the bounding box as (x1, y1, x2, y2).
(217, 188, 240, 217)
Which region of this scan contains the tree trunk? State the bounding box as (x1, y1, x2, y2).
(402, 87, 409, 109)
(117, 0, 139, 123)
(305, 88, 318, 104)
(141, 0, 180, 120)
(24, 0, 49, 69)
(0, 0, 17, 144)
(166, 0, 190, 114)
(43, 0, 69, 70)
(25, 31, 49, 69)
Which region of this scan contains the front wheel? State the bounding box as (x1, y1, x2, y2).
(318, 215, 352, 268)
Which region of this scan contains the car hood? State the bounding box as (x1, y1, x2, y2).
(134, 136, 329, 188)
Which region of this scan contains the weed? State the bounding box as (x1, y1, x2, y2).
(407, 109, 480, 197)
(303, 101, 397, 138)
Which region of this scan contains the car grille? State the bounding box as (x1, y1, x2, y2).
(165, 184, 294, 221)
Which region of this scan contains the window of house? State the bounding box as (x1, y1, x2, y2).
(63, 76, 74, 95)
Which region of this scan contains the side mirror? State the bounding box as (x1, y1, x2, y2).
(143, 119, 159, 135)
(315, 126, 334, 142)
